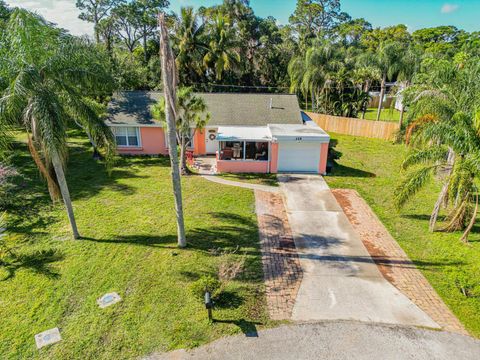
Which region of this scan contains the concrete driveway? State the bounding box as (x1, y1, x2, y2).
(278, 175, 438, 328)
(149, 321, 480, 360)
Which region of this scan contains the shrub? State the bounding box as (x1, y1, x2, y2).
(189, 275, 221, 301)
(448, 266, 480, 298)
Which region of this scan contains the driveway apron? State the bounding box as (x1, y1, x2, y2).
(278, 174, 439, 328)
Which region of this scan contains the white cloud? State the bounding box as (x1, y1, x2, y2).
(441, 3, 460, 14)
(6, 0, 94, 37)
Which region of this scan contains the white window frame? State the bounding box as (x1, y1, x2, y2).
(113, 127, 141, 148)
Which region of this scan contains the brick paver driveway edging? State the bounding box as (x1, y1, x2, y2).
(332, 189, 468, 336)
(255, 190, 303, 320)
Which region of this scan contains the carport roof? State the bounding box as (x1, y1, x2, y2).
(269, 124, 330, 142)
(217, 126, 272, 142)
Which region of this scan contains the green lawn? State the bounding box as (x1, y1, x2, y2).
(217, 173, 279, 187)
(360, 108, 401, 122)
(0, 135, 270, 359)
(325, 133, 480, 337)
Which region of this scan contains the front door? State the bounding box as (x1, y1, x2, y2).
(205, 128, 218, 154)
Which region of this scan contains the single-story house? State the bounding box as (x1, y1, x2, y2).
(106, 91, 330, 174)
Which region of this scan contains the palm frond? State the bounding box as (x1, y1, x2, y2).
(402, 147, 449, 170)
(395, 166, 435, 209)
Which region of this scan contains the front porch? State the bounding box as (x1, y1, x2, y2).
(191, 156, 217, 175)
(215, 126, 272, 174)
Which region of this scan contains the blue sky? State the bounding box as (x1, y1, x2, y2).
(5, 0, 479, 37)
(173, 0, 479, 32)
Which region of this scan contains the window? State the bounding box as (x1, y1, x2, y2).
(114, 127, 140, 147)
(245, 142, 268, 161)
(219, 141, 268, 161)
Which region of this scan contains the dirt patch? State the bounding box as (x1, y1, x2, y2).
(332, 189, 468, 336)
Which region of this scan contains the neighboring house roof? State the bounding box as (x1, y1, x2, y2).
(106, 91, 303, 127)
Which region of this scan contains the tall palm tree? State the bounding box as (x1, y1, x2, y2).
(372, 42, 405, 121)
(159, 12, 186, 248)
(0, 10, 115, 239)
(173, 7, 208, 86)
(395, 46, 422, 127)
(395, 57, 480, 243)
(288, 42, 343, 112)
(203, 14, 239, 82)
(151, 87, 210, 174)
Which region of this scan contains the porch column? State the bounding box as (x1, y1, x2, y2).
(243, 141, 246, 160)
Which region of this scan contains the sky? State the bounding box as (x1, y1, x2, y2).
(5, 0, 480, 37)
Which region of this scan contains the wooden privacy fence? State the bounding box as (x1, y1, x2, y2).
(304, 112, 399, 141)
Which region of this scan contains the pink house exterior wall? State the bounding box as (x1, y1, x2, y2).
(216, 159, 269, 173)
(270, 143, 279, 173)
(114, 126, 329, 175)
(116, 127, 168, 156)
(319, 142, 329, 175)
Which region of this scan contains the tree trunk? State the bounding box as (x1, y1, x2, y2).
(27, 136, 61, 202)
(398, 106, 405, 128)
(51, 151, 80, 239)
(143, 31, 148, 64)
(159, 13, 187, 248)
(460, 192, 478, 244)
(94, 17, 100, 44)
(180, 134, 188, 175)
(73, 120, 102, 160)
(429, 148, 455, 232)
(376, 74, 386, 121)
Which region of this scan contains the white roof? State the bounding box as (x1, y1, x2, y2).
(216, 126, 271, 142)
(216, 123, 330, 143)
(268, 123, 330, 142)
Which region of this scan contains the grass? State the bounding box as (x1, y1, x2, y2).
(359, 107, 401, 122)
(217, 173, 279, 187)
(325, 133, 480, 337)
(0, 134, 271, 359)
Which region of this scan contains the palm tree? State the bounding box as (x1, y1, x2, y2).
(371, 42, 405, 121)
(173, 7, 208, 86)
(158, 12, 187, 248)
(395, 46, 422, 128)
(352, 53, 382, 119)
(151, 87, 210, 174)
(395, 57, 480, 243)
(288, 42, 343, 112)
(203, 14, 239, 82)
(0, 10, 115, 239)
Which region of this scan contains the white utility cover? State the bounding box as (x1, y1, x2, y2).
(278, 141, 321, 173)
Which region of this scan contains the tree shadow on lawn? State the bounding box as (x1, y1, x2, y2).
(0, 248, 64, 281)
(401, 214, 480, 242)
(67, 147, 170, 201)
(7, 142, 169, 235)
(213, 319, 261, 337)
(81, 212, 261, 255)
(329, 162, 376, 178)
